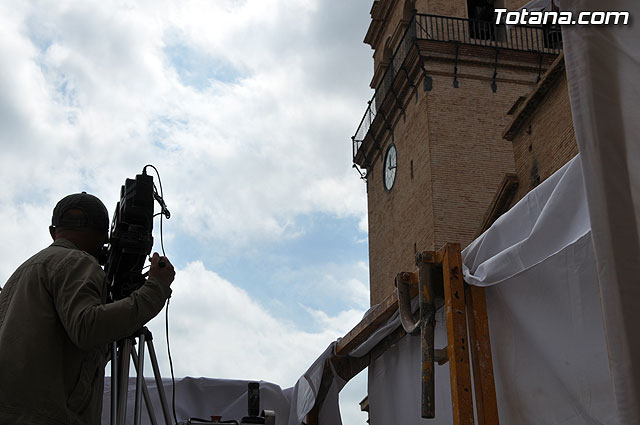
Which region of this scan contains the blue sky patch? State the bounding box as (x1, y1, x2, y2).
(164, 41, 243, 90)
(161, 212, 368, 332)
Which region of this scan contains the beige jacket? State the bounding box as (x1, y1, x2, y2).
(0, 239, 172, 424)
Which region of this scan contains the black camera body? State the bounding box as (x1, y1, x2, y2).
(104, 172, 155, 301)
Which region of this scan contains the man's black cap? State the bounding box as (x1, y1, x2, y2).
(51, 192, 109, 231)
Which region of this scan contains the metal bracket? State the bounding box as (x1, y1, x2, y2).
(379, 109, 394, 143)
(370, 131, 379, 153)
(423, 75, 433, 92)
(389, 85, 406, 122)
(395, 257, 444, 421)
(536, 52, 544, 83)
(416, 256, 438, 419)
(453, 44, 460, 88)
(413, 40, 433, 93)
(396, 272, 421, 335)
(352, 164, 367, 182)
(401, 64, 419, 105)
(491, 48, 499, 93)
(434, 347, 449, 365)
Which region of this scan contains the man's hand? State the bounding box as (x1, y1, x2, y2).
(149, 252, 175, 287)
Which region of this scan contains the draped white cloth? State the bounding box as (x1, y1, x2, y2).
(101, 343, 342, 425)
(367, 155, 617, 425)
(561, 2, 640, 423)
(463, 156, 590, 287)
(102, 376, 293, 425)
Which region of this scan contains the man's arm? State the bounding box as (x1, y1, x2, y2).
(52, 252, 175, 350)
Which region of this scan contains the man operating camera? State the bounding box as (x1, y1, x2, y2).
(0, 192, 175, 424)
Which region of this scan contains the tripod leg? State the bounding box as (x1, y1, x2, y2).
(147, 338, 174, 425)
(118, 339, 132, 425)
(134, 333, 146, 425)
(111, 341, 118, 425)
(131, 344, 160, 425)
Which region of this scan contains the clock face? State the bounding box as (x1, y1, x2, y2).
(383, 143, 397, 191)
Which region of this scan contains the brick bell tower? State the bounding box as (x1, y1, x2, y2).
(352, 0, 562, 305)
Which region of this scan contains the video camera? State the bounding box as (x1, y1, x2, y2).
(103, 166, 169, 301)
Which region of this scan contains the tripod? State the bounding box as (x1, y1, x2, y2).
(110, 327, 173, 425)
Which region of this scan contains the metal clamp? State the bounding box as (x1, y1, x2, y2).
(395, 272, 421, 335)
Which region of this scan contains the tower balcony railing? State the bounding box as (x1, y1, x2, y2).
(352, 13, 563, 160)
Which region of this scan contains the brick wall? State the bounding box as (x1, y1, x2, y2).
(429, 77, 519, 250)
(367, 83, 435, 305)
(420, 0, 468, 17)
(366, 58, 540, 304)
(361, 0, 567, 305)
(510, 74, 578, 201)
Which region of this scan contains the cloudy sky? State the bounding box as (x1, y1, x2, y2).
(0, 0, 375, 423)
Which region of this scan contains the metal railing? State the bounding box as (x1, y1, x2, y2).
(415, 14, 563, 52)
(352, 13, 563, 160)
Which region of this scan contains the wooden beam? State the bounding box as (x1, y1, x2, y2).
(442, 244, 474, 425)
(470, 165, 511, 425)
(466, 284, 500, 425)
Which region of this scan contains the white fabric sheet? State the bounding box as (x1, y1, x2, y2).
(562, 2, 640, 423)
(368, 154, 618, 424)
(102, 377, 292, 425)
(463, 155, 589, 286)
(100, 344, 342, 425)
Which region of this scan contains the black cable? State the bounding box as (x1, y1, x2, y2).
(144, 164, 178, 424)
(160, 208, 166, 257)
(144, 164, 169, 257)
(166, 298, 178, 424)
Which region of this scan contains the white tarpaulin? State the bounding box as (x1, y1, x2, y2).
(102, 377, 292, 425)
(368, 155, 618, 424)
(463, 155, 590, 287)
(562, 2, 640, 423)
(100, 344, 343, 425)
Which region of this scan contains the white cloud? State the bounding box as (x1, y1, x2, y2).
(146, 261, 367, 387)
(303, 307, 366, 336)
(0, 202, 52, 280)
(270, 260, 370, 313)
(0, 0, 371, 251)
(0, 1, 374, 423)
